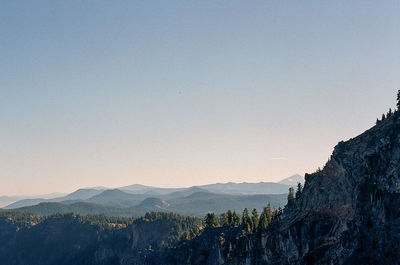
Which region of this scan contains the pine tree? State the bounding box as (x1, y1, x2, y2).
(288, 187, 295, 203)
(264, 203, 273, 224)
(272, 208, 279, 220)
(227, 210, 233, 227)
(205, 213, 218, 228)
(251, 208, 259, 231)
(382, 113, 386, 121)
(397, 90, 400, 110)
(242, 208, 252, 232)
(258, 212, 268, 231)
(278, 206, 283, 215)
(295, 182, 303, 198)
(242, 208, 249, 224)
(232, 211, 240, 227)
(219, 213, 228, 227)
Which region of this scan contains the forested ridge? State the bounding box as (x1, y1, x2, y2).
(0, 204, 283, 265)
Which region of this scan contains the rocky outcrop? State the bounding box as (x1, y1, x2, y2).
(256, 114, 400, 264)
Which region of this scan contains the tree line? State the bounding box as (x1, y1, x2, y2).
(376, 90, 400, 125)
(204, 181, 304, 235)
(204, 203, 281, 233)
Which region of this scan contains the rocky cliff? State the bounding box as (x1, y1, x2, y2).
(250, 113, 400, 264)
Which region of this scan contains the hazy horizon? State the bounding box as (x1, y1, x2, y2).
(1, 173, 302, 198)
(1, 1, 399, 196)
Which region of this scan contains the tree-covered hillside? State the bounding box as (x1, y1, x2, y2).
(0, 211, 203, 265)
(15, 202, 147, 217)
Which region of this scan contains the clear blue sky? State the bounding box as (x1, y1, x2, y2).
(1, 1, 399, 195)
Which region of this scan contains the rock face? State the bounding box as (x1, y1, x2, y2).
(256, 114, 400, 264)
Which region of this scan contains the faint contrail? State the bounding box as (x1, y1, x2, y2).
(269, 157, 288, 161)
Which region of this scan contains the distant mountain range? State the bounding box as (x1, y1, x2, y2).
(3, 175, 303, 217)
(119, 176, 301, 196)
(0, 193, 67, 208)
(4, 189, 105, 209)
(12, 190, 287, 217)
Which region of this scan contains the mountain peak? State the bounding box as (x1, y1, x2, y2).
(136, 197, 170, 209)
(278, 174, 304, 185)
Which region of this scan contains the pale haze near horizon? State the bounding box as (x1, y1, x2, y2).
(1, 1, 399, 196)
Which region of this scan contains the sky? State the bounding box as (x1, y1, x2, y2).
(1, 1, 399, 196)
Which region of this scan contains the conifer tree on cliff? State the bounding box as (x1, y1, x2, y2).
(288, 187, 295, 202)
(251, 208, 259, 231)
(264, 203, 273, 224)
(232, 211, 240, 227)
(258, 212, 268, 231)
(242, 208, 252, 232)
(205, 213, 218, 228)
(397, 89, 400, 111)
